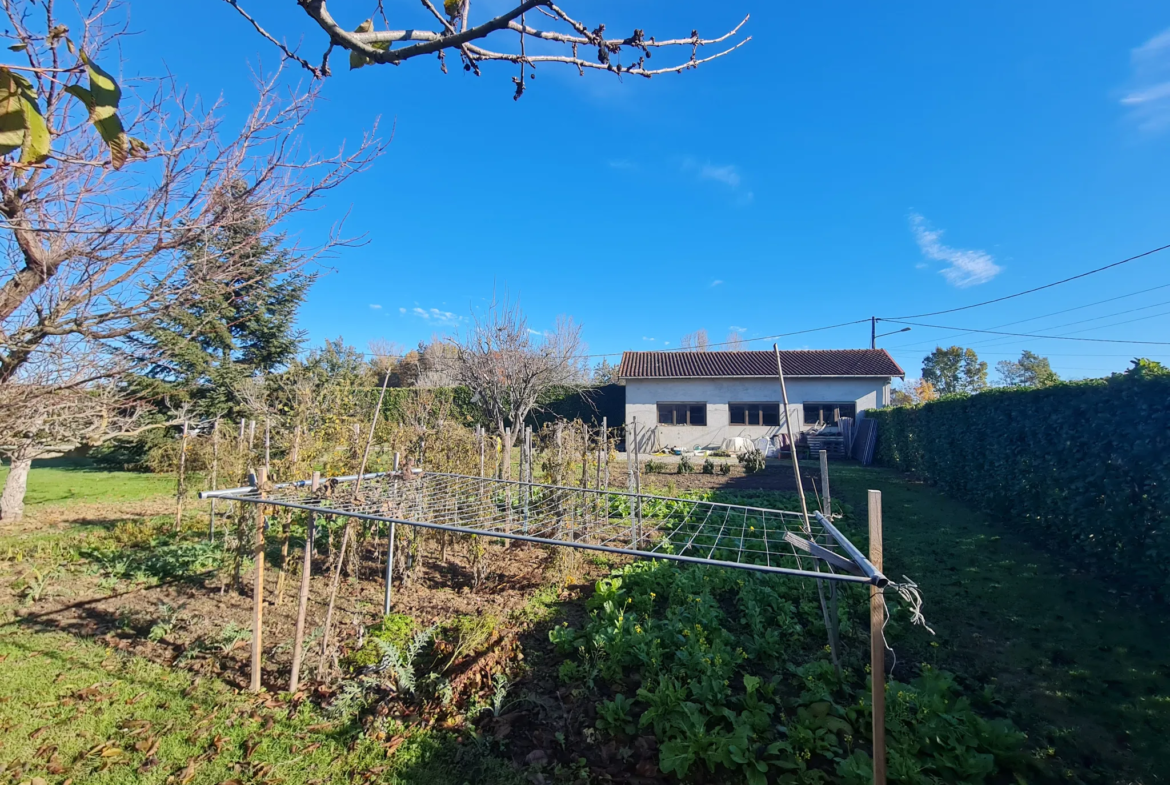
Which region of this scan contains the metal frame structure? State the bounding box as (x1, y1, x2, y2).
(201, 469, 886, 587)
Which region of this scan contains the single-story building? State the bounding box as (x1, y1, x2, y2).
(617, 349, 904, 453)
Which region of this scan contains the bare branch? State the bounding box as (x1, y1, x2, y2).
(217, 0, 749, 92)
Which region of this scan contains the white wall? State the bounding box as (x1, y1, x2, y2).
(623, 377, 891, 451)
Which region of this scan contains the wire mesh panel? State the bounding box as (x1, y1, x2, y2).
(202, 471, 884, 585)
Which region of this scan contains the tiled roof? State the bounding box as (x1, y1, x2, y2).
(617, 350, 904, 379)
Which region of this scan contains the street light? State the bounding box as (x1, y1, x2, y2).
(871, 326, 910, 348)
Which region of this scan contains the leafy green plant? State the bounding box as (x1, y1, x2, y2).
(718, 462, 731, 476)
(147, 602, 184, 642)
(596, 693, 637, 736)
(216, 622, 251, 654)
(677, 455, 694, 475)
(554, 561, 1031, 785)
(645, 459, 664, 474)
(739, 448, 766, 474)
(701, 457, 716, 475)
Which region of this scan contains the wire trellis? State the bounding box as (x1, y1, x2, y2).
(203, 471, 887, 586)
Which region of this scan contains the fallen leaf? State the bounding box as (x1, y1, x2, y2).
(126, 692, 147, 706)
(100, 747, 123, 758)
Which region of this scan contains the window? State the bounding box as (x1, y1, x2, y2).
(657, 402, 707, 426)
(729, 402, 781, 426)
(803, 402, 856, 426)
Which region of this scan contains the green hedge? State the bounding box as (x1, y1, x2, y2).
(869, 376, 1170, 599)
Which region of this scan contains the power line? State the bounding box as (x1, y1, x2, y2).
(884, 242, 1170, 320)
(881, 319, 1170, 345)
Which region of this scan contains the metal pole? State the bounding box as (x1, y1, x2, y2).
(478, 425, 485, 478)
(870, 317, 876, 350)
(869, 489, 887, 785)
(820, 449, 831, 518)
(385, 454, 400, 615)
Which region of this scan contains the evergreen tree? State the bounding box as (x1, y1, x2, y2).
(145, 190, 314, 418)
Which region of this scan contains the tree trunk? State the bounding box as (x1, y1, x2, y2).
(0, 454, 32, 522)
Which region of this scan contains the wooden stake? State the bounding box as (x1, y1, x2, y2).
(820, 449, 831, 517)
(250, 466, 268, 693)
(175, 420, 188, 533)
(868, 489, 887, 785)
(385, 454, 399, 615)
(288, 470, 319, 694)
(210, 418, 220, 541)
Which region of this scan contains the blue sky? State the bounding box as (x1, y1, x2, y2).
(129, 1, 1170, 381)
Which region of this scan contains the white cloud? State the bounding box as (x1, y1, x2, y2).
(710, 279, 724, 287)
(663, 341, 671, 346)
(527, 328, 543, 336)
(682, 158, 749, 202)
(404, 306, 463, 325)
(1121, 28, 1170, 132)
(369, 304, 382, 310)
(909, 213, 1002, 288)
(729, 325, 747, 332)
(699, 163, 741, 188)
(642, 336, 655, 342)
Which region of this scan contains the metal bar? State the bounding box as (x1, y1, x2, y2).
(783, 532, 863, 574)
(815, 511, 888, 587)
(221, 493, 874, 584)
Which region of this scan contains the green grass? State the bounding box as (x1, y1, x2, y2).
(828, 464, 1170, 783)
(0, 628, 523, 785)
(0, 459, 180, 509)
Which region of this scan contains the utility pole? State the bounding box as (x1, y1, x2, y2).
(870, 316, 876, 350)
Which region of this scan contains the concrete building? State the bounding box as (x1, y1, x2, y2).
(617, 350, 904, 453)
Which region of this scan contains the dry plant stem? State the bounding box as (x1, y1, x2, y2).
(318, 370, 391, 677)
(288, 471, 320, 693)
(250, 466, 268, 693)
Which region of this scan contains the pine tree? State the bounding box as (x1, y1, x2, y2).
(144, 189, 314, 418)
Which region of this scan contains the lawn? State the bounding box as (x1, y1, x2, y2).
(828, 464, 1170, 783)
(0, 628, 521, 785)
(0, 459, 180, 509)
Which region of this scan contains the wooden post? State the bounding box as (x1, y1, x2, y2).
(868, 489, 886, 785)
(175, 420, 188, 533)
(384, 454, 400, 615)
(820, 449, 831, 518)
(249, 419, 256, 452)
(250, 466, 268, 693)
(209, 418, 220, 541)
(478, 425, 485, 477)
(238, 417, 245, 443)
(288, 470, 319, 694)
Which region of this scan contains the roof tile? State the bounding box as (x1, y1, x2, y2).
(617, 350, 904, 379)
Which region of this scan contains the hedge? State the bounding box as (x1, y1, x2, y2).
(868, 375, 1170, 599)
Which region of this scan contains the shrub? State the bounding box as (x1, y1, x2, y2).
(739, 448, 766, 474)
(718, 462, 732, 476)
(677, 455, 694, 474)
(645, 459, 664, 474)
(870, 373, 1170, 599)
(701, 457, 716, 475)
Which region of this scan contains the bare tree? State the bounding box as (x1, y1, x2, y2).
(0, 2, 381, 517)
(681, 329, 709, 352)
(220, 1, 749, 98)
(725, 330, 745, 351)
(0, 377, 164, 521)
(453, 295, 581, 478)
(0, 3, 380, 385)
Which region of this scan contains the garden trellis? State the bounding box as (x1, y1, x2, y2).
(203, 470, 887, 587)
